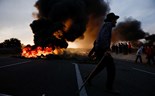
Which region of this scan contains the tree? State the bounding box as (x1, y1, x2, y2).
(0, 43, 4, 48)
(2, 38, 22, 48)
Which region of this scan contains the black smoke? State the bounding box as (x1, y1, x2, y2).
(30, 0, 109, 49)
(112, 18, 147, 42)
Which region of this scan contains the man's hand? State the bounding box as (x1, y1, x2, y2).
(105, 50, 111, 56)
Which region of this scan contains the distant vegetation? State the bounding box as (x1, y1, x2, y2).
(0, 38, 22, 55)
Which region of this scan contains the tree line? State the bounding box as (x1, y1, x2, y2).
(0, 38, 22, 49)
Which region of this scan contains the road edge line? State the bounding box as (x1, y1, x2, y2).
(0, 61, 31, 69)
(132, 67, 155, 76)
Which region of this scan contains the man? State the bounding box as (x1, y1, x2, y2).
(86, 12, 120, 94)
(135, 45, 144, 63)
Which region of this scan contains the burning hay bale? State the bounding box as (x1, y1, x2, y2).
(21, 46, 91, 60)
(21, 45, 64, 59)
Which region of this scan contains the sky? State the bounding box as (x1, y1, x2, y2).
(0, 0, 155, 46)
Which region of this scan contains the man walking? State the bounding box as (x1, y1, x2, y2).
(135, 45, 144, 64)
(86, 12, 120, 94)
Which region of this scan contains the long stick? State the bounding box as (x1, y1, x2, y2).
(77, 54, 106, 93)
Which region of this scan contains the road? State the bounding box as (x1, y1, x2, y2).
(0, 56, 155, 96)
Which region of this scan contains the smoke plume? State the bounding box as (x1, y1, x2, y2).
(30, 0, 109, 49)
(112, 17, 147, 42)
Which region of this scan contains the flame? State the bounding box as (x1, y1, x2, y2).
(21, 46, 64, 58)
(68, 42, 78, 48)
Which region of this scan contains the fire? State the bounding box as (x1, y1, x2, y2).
(21, 19, 73, 58)
(21, 45, 64, 58)
(68, 42, 78, 48)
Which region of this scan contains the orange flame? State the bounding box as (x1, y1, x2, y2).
(21, 46, 64, 58)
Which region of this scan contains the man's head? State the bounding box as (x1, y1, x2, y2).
(104, 12, 119, 26)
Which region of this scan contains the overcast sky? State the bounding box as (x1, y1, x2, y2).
(109, 0, 155, 34)
(0, 0, 155, 45)
(0, 0, 37, 45)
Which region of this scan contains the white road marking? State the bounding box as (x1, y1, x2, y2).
(73, 63, 88, 96)
(132, 68, 155, 76)
(0, 61, 31, 69)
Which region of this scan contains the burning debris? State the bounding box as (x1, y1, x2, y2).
(21, 45, 64, 58)
(22, 0, 109, 58)
(112, 17, 147, 42)
(21, 45, 90, 60)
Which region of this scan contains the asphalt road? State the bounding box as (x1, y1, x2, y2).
(0, 56, 155, 96)
(0, 57, 78, 96)
(78, 59, 155, 96)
